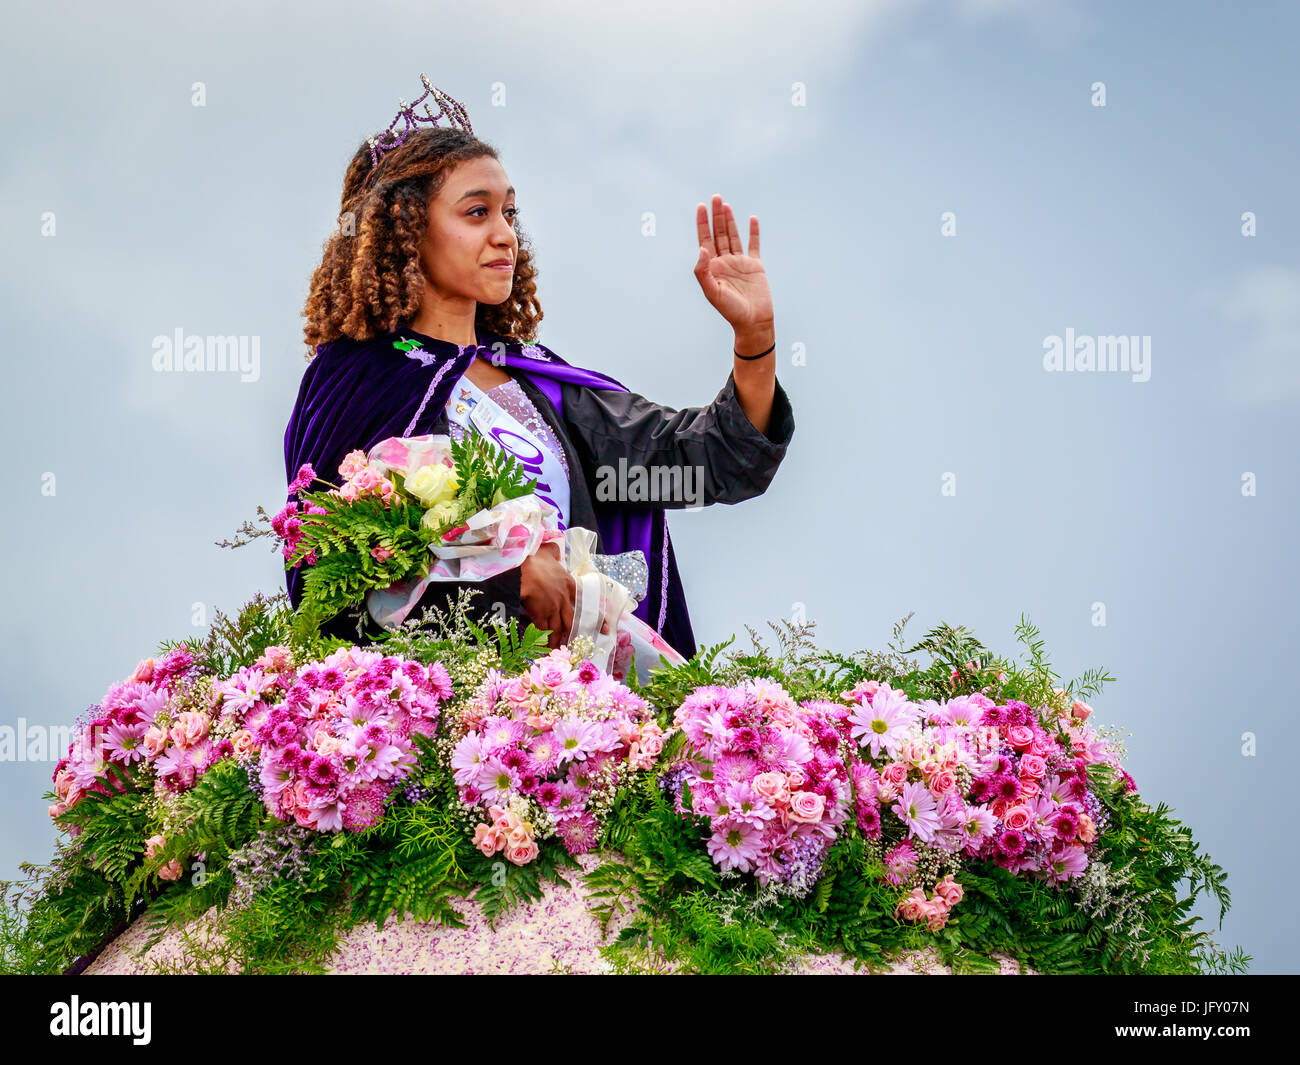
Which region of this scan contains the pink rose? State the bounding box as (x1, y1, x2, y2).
(1003, 804, 1032, 831)
(171, 710, 209, 748)
(131, 658, 156, 684)
(1072, 700, 1092, 721)
(503, 679, 533, 708)
(539, 665, 568, 689)
(370, 545, 395, 562)
(231, 730, 256, 759)
(934, 874, 964, 907)
(895, 887, 927, 921)
(639, 732, 664, 758)
(53, 768, 75, 802)
(786, 767, 807, 788)
(1019, 779, 1040, 799)
(929, 770, 956, 797)
(991, 797, 1010, 819)
(1005, 725, 1034, 750)
(506, 825, 531, 849)
(902, 739, 928, 764)
(48, 802, 66, 819)
(352, 467, 382, 492)
(1019, 754, 1047, 780)
(507, 839, 539, 866)
(787, 790, 826, 824)
(753, 772, 790, 805)
(882, 762, 910, 786)
(473, 824, 504, 856)
(144, 833, 167, 860)
(158, 860, 184, 882)
(920, 898, 950, 931)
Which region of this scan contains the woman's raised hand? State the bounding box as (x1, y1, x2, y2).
(693, 194, 774, 338)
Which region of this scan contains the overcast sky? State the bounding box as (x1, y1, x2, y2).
(2, 0, 1296, 972)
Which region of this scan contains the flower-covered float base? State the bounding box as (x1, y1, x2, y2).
(82, 852, 1030, 976)
(3, 593, 1247, 977)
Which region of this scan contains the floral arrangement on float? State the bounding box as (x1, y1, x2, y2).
(0, 568, 1246, 975)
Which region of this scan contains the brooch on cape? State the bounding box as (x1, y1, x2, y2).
(392, 336, 441, 367)
(393, 335, 551, 364)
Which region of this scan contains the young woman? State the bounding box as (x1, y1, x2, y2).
(284, 99, 794, 660)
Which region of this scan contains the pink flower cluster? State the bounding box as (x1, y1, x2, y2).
(252, 646, 452, 833)
(667, 679, 851, 894)
(895, 874, 965, 931)
(451, 646, 659, 864)
(272, 475, 328, 569)
(51, 647, 200, 823)
(843, 681, 1125, 905)
(274, 454, 401, 569)
(334, 450, 397, 506)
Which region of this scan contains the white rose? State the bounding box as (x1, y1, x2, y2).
(421, 500, 462, 531)
(405, 463, 459, 506)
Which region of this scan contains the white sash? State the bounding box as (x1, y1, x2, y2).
(445, 375, 572, 529)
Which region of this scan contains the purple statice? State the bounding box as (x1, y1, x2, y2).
(771, 833, 829, 898)
(400, 778, 431, 804)
(243, 756, 265, 798)
(227, 823, 316, 909)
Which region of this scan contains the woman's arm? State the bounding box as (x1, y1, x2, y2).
(559, 362, 795, 510)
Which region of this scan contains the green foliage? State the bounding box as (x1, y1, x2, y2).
(158, 591, 294, 678)
(465, 842, 581, 929)
(289, 489, 436, 635)
(443, 422, 540, 520)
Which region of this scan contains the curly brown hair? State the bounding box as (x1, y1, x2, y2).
(300, 127, 543, 358)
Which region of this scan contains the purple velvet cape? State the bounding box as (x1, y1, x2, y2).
(282, 327, 695, 655)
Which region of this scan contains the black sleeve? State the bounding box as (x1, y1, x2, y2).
(559, 369, 795, 508)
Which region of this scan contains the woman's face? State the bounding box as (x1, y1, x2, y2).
(421, 155, 519, 307)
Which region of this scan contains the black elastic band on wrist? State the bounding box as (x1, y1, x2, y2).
(734, 342, 776, 360)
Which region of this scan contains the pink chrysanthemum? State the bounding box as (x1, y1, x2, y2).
(558, 811, 599, 855)
(706, 817, 764, 873)
(342, 784, 387, 832)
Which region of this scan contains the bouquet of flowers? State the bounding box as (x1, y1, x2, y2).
(842, 679, 1129, 929)
(660, 678, 853, 897)
(273, 429, 541, 639)
(441, 645, 664, 864)
(274, 431, 687, 683)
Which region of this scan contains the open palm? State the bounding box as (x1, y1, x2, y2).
(693, 194, 774, 333)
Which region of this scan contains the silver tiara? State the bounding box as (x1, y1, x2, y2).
(368, 73, 474, 170)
